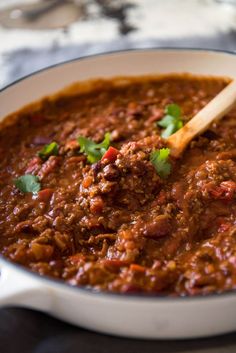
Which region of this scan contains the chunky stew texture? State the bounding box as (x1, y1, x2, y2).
(1, 74, 236, 296)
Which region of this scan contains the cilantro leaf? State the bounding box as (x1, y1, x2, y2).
(158, 103, 183, 138)
(150, 148, 171, 179)
(14, 174, 41, 194)
(78, 133, 110, 164)
(166, 103, 181, 118)
(38, 142, 59, 160)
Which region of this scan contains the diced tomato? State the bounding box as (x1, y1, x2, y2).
(82, 176, 93, 188)
(101, 147, 119, 162)
(37, 188, 53, 202)
(90, 196, 104, 214)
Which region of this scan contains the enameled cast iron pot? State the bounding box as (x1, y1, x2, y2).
(1, 49, 236, 339)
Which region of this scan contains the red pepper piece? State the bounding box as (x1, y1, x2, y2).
(101, 146, 119, 162)
(37, 188, 53, 202)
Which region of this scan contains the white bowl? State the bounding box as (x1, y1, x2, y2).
(1, 48, 236, 339)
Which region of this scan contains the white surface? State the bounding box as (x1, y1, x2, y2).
(130, 0, 236, 39)
(1, 49, 236, 338)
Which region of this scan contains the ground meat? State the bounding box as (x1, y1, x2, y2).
(80, 136, 163, 213)
(1, 74, 236, 296)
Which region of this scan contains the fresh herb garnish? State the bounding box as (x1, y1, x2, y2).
(150, 148, 171, 179)
(78, 133, 110, 163)
(38, 142, 58, 160)
(158, 103, 183, 138)
(14, 174, 41, 194)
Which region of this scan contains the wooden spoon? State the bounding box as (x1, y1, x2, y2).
(167, 79, 236, 158)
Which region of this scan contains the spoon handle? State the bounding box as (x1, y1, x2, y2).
(167, 79, 236, 158)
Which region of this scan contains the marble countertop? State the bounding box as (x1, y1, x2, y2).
(1, 0, 236, 88)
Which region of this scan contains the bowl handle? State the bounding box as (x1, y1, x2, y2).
(0, 259, 52, 311)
